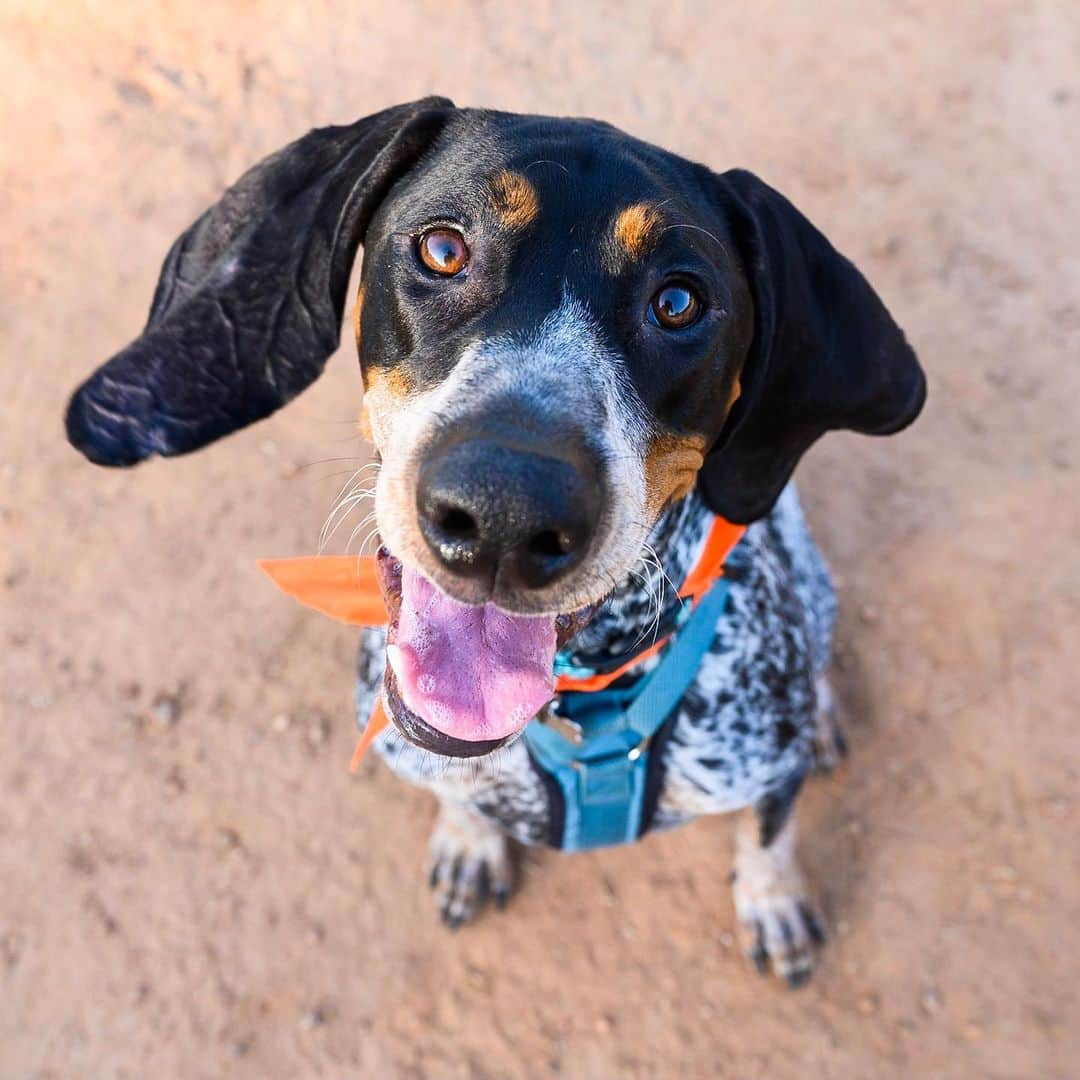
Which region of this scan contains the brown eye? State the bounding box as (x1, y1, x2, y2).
(649, 283, 701, 329)
(418, 228, 468, 276)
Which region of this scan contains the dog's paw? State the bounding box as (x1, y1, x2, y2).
(733, 872, 826, 988)
(810, 673, 848, 776)
(428, 803, 515, 929)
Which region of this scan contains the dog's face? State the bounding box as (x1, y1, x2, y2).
(359, 116, 753, 612)
(66, 99, 924, 758)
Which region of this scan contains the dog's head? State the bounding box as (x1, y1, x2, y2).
(67, 98, 925, 756)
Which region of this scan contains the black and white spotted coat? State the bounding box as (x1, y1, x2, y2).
(355, 483, 836, 846)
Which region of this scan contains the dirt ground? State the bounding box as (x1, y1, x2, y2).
(2, 2, 1077, 1077)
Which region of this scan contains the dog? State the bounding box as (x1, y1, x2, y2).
(66, 98, 925, 986)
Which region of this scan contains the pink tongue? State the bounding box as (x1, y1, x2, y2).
(389, 565, 557, 742)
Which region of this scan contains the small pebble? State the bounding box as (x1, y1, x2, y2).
(151, 693, 181, 726)
(858, 604, 879, 624)
(921, 986, 942, 1014)
(594, 1015, 614, 1035)
(115, 79, 153, 107)
(270, 713, 291, 733)
(857, 993, 879, 1015)
(216, 827, 243, 852)
(300, 1003, 329, 1030)
(601, 877, 619, 907)
(718, 930, 734, 949)
(307, 715, 331, 748)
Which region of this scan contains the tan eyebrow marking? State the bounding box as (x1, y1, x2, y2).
(487, 170, 539, 230)
(613, 202, 666, 259)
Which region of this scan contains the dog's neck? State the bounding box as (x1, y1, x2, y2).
(564, 490, 716, 664)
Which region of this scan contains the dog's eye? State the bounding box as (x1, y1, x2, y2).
(418, 228, 469, 276)
(649, 283, 701, 329)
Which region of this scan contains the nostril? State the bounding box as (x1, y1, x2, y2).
(437, 505, 478, 541)
(418, 437, 600, 589)
(528, 529, 575, 559)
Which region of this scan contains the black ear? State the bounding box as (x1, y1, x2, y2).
(66, 97, 454, 466)
(697, 169, 926, 522)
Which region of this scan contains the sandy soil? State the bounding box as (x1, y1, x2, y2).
(2, 2, 1078, 1077)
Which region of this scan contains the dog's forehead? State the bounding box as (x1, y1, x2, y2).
(398, 109, 702, 229)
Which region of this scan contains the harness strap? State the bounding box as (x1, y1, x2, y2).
(622, 575, 732, 737)
(525, 574, 732, 850)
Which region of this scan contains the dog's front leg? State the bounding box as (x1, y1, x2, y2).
(429, 799, 515, 929)
(731, 797, 826, 987)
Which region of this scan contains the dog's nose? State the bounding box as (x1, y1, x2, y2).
(417, 437, 600, 590)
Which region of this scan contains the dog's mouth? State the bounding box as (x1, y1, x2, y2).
(375, 547, 595, 757)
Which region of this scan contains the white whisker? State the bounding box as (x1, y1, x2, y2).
(319, 471, 379, 552)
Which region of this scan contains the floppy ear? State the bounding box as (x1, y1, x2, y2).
(66, 96, 454, 466)
(697, 169, 926, 523)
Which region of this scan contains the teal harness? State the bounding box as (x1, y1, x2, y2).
(523, 574, 732, 851)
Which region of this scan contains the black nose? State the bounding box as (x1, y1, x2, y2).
(417, 437, 600, 591)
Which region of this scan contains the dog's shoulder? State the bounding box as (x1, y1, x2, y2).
(653, 486, 835, 827)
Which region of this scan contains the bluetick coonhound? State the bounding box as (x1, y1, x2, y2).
(66, 98, 925, 986)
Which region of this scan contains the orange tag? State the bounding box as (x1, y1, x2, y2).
(257, 555, 387, 627)
(349, 696, 389, 773)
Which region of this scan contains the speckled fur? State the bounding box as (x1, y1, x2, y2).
(355, 482, 835, 845)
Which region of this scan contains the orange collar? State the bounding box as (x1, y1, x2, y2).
(258, 514, 746, 769)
